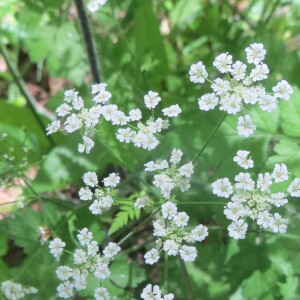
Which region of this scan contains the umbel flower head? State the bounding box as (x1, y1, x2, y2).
(49, 228, 120, 299)
(144, 202, 208, 264)
(144, 148, 193, 199)
(189, 43, 293, 137)
(211, 150, 298, 239)
(78, 172, 121, 215)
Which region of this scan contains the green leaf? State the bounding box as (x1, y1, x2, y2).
(267, 139, 300, 177)
(109, 199, 140, 235)
(280, 86, 300, 137)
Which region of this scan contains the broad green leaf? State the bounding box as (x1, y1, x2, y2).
(267, 139, 300, 177)
(280, 86, 300, 137)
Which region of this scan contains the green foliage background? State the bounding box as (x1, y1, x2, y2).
(0, 0, 300, 299)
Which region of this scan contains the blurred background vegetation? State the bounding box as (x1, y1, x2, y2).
(0, 0, 300, 299)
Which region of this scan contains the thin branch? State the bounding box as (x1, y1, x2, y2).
(74, 0, 101, 83)
(0, 44, 55, 147)
(179, 259, 196, 300)
(117, 207, 160, 246)
(193, 113, 227, 166)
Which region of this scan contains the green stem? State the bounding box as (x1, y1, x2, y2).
(117, 208, 160, 246)
(164, 250, 168, 294)
(180, 259, 196, 300)
(0, 44, 55, 147)
(74, 0, 101, 83)
(176, 201, 227, 205)
(263, 0, 281, 25)
(193, 112, 227, 166)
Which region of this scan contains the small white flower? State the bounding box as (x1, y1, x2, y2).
(212, 178, 233, 198)
(64, 89, 78, 103)
(161, 202, 177, 220)
(116, 127, 134, 143)
(103, 242, 121, 259)
(93, 90, 111, 104)
(269, 193, 288, 207)
(87, 241, 99, 257)
(162, 104, 181, 117)
(213, 52, 232, 73)
(64, 114, 82, 133)
(103, 172, 120, 188)
(144, 91, 161, 109)
(72, 96, 84, 110)
(190, 224, 209, 242)
(46, 120, 61, 135)
(270, 213, 288, 233)
(77, 228, 93, 246)
(164, 294, 175, 300)
(170, 148, 183, 165)
(259, 95, 277, 112)
(272, 163, 289, 183)
(73, 249, 87, 264)
(189, 61, 208, 83)
(219, 94, 242, 115)
(235, 172, 255, 191)
(94, 287, 110, 300)
(245, 43, 266, 65)
(56, 103, 72, 117)
(141, 284, 161, 300)
(89, 200, 103, 214)
(233, 150, 254, 169)
(272, 80, 293, 100)
(198, 93, 219, 111)
(179, 245, 197, 262)
(250, 63, 269, 82)
(144, 248, 160, 265)
(56, 266, 73, 281)
(173, 212, 189, 227)
(237, 115, 256, 137)
(128, 108, 142, 121)
(78, 135, 94, 154)
(224, 201, 246, 222)
(91, 83, 107, 94)
(231, 61, 247, 80)
(83, 171, 98, 187)
(257, 172, 273, 192)
(228, 219, 248, 239)
(57, 281, 74, 299)
(94, 263, 111, 280)
(257, 211, 272, 229)
(178, 162, 193, 177)
(78, 187, 93, 201)
(49, 238, 66, 260)
(101, 104, 118, 121)
(134, 196, 152, 209)
(163, 240, 179, 256)
(211, 78, 230, 96)
(288, 178, 300, 197)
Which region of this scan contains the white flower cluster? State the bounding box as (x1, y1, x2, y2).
(46, 83, 115, 154)
(0, 280, 37, 300)
(49, 237, 66, 261)
(115, 91, 181, 151)
(189, 43, 293, 137)
(87, 0, 107, 13)
(144, 202, 208, 264)
(53, 228, 120, 299)
(211, 150, 299, 239)
(141, 284, 174, 300)
(134, 195, 153, 209)
(144, 148, 193, 199)
(79, 172, 120, 215)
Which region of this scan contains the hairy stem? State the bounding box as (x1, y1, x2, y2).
(193, 112, 227, 166)
(0, 44, 55, 147)
(74, 0, 101, 83)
